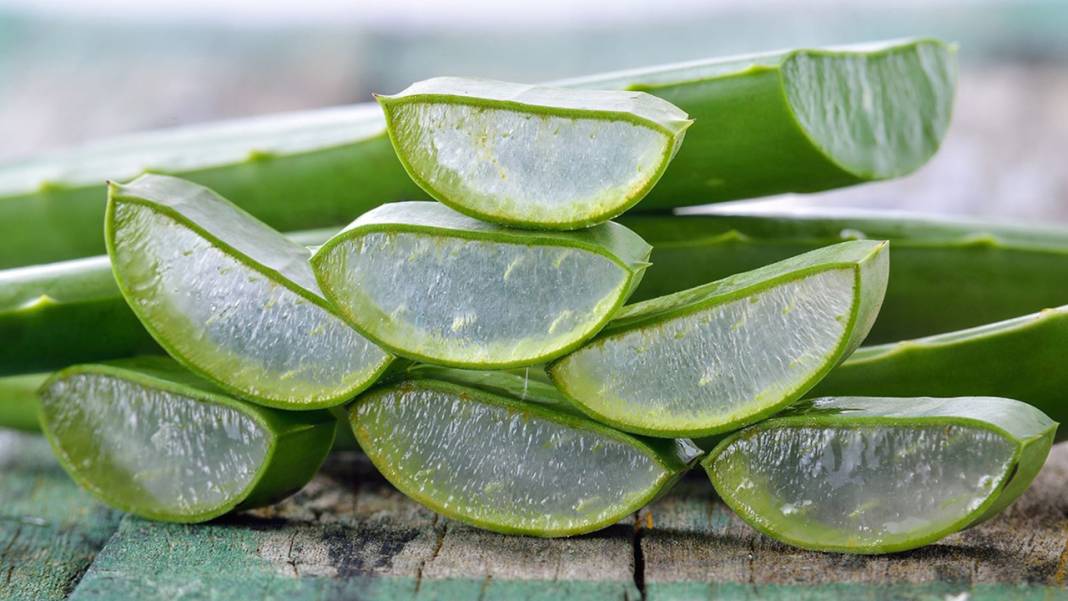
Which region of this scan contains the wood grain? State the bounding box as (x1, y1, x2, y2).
(1, 429, 1066, 600)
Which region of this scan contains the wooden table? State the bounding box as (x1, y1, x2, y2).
(3, 429, 1066, 600)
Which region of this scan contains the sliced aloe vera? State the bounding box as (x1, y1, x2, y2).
(312, 202, 651, 368)
(0, 228, 336, 376)
(38, 357, 336, 523)
(815, 307, 1068, 441)
(567, 38, 955, 208)
(107, 175, 392, 409)
(550, 240, 888, 437)
(704, 396, 1056, 554)
(378, 78, 692, 229)
(621, 207, 1068, 343)
(351, 367, 700, 537)
(0, 372, 47, 432)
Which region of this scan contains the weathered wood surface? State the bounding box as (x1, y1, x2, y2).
(2, 428, 1067, 601)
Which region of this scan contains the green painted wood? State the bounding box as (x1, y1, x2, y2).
(0, 431, 121, 601)
(3, 429, 1065, 600)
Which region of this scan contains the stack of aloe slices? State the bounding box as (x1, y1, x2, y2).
(4, 37, 1062, 555)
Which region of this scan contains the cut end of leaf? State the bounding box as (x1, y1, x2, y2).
(313, 202, 648, 369)
(37, 361, 320, 522)
(380, 77, 691, 229)
(703, 396, 1055, 554)
(782, 39, 956, 180)
(351, 375, 686, 537)
(552, 240, 888, 437)
(106, 175, 392, 408)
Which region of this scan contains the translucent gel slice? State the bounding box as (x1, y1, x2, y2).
(316, 232, 627, 367)
(379, 78, 691, 228)
(710, 425, 1015, 552)
(40, 372, 269, 520)
(552, 269, 856, 435)
(109, 200, 391, 407)
(352, 378, 690, 536)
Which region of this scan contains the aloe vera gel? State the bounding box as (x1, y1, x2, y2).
(107, 175, 392, 409)
(551, 240, 887, 437)
(379, 78, 692, 229)
(312, 202, 651, 368)
(351, 368, 700, 537)
(38, 358, 336, 522)
(704, 396, 1056, 553)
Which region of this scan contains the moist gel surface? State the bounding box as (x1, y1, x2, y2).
(317, 231, 629, 366)
(41, 373, 270, 517)
(354, 384, 670, 535)
(389, 102, 670, 224)
(111, 202, 389, 405)
(554, 268, 855, 432)
(711, 424, 1016, 549)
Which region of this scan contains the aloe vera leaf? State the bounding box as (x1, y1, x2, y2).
(703, 396, 1056, 554)
(1, 39, 953, 270)
(0, 105, 422, 269)
(0, 228, 337, 377)
(619, 207, 1068, 343)
(311, 201, 651, 369)
(350, 366, 700, 537)
(38, 357, 335, 523)
(549, 240, 888, 438)
(813, 307, 1068, 441)
(107, 175, 392, 409)
(0, 372, 47, 432)
(566, 37, 956, 209)
(378, 78, 692, 229)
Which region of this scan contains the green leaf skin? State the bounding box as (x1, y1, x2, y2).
(565, 38, 956, 209)
(0, 38, 953, 268)
(378, 77, 692, 229)
(0, 229, 336, 377)
(0, 372, 47, 432)
(813, 307, 1068, 442)
(619, 207, 1068, 344)
(38, 357, 336, 523)
(703, 396, 1056, 554)
(350, 367, 701, 537)
(312, 201, 652, 369)
(107, 175, 393, 409)
(0, 105, 422, 269)
(549, 240, 888, 438)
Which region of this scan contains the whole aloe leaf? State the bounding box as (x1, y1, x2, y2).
(814, 307, 1068, 440)
(620, 207, 1068, 343)
(311, 202, 651, 369)
(378, 78, 691, 229)
(550, 240, 888, 438)
(704, 396, 1056, 554)
(351, 366, 700, 537)
(39, 357, 336, 523)
(0, 38, 954, 268)
(107, 175, 392, 409)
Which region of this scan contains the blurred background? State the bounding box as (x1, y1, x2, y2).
(2, 0, 1066, 220)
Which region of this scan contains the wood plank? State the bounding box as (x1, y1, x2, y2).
(0, 430, 121, 601)
(638, 442, 1068, 600)
(68, 450, 638, 600)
